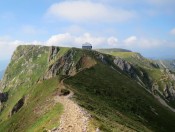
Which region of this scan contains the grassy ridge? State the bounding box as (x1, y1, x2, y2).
(65, 63, 175, 132)
(96, 48, 132, 53)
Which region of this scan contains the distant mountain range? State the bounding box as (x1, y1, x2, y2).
(156, 59, 175, 72)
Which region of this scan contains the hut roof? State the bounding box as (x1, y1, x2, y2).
(82, 42, 92, 47)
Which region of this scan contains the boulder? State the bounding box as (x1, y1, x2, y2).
(163, 84, 175, 100)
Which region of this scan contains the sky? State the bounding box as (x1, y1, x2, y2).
(0, 0, 175, 62)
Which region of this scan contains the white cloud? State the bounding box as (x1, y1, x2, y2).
(74, 33, 107, 46)
(124, 36, 137, 45)
(46, 1, 136, 23)
(123, 36, 167, 48)
(0, 37, 43, 60)
(107, 37, 118, 46)
(137, 38, 163, 48)
(1, 33, 174, 60)
(43, 34, 175, 49)
(0, 36, 23, 59)
(46, 33, 74, 47)
(63, 25, 85, 35)
(95, 0, 175, 16)
(170, 28, 175, 35)
(0, 33, 119, 60)
(46, 33, 118, 47)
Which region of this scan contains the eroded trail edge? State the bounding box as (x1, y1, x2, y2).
(53, 90, 90, 132)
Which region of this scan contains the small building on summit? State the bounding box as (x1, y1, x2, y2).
(82, 42, 92, 50)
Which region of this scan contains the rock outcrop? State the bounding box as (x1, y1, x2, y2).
(113, 57, 153, 89)
(44, 49, 76, 79)
(48, 46, 60, 62)
(114, 57, 136, 77)
(163, 84, 175, 100)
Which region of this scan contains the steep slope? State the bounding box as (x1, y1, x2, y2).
(64, 56, 175, 132)
(98, 49, 175, 108)
(0, 45, 175, 132)
(97, 49, 158, 69)
(0, 45, 67, 131)
(0, 70, 5, 80)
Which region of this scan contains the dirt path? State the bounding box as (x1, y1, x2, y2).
(52, 90, 90, 132)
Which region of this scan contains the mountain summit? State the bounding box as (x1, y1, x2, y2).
(0, 45, 175, 131)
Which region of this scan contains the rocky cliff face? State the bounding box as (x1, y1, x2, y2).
(99, 49, 175, 104)
(113, 57, 152, 89)
(114, 57, 136, 77)
(164, 84, 175, 100)
(44, 48, 76, 79)
(157, 69, 175, 101)
(48, 46, 60, 62)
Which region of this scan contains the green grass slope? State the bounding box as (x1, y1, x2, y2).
(65, 63, 175, 132)
(0, 78, 63, 132)
(96, 48, 131, 53)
